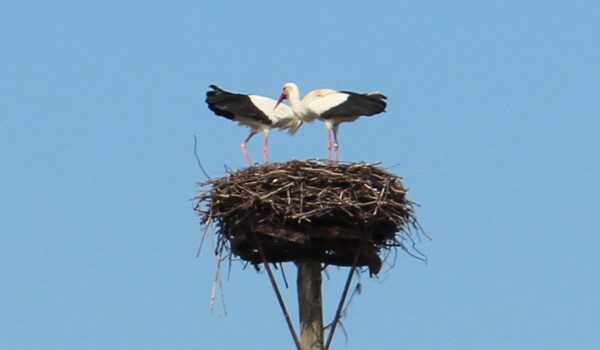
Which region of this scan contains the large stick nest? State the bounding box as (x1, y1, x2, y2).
(195, 160, 422, 275)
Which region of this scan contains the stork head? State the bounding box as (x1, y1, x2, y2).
(282, 82, 297, 98)
(274, 82, 294, 110)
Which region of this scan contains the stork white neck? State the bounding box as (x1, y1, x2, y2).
(282, 82, 313, 122)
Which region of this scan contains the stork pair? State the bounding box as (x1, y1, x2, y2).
(206, 82, 387, 165)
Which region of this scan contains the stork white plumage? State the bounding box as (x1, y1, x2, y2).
(275, 82, 387, 161)
(206, 85, 302, 166)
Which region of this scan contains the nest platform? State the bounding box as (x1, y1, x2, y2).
(195, 160, 420, 274)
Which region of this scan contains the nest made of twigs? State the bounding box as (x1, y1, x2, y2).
(195, 159, 422, 274)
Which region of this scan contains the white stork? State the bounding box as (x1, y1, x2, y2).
(275, 82, 387, 161)
(206, 85, 302, 166)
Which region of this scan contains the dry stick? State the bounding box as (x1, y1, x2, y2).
(325, 245, 362, 350)
(193, 134, 211, 180)
(254, 235, 302, 350)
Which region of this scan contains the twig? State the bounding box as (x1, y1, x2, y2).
(210, 242, 228, 315)
(254, 234, 302, 350)
(193, 134, 211, 180)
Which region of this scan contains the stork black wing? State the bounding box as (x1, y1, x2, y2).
(320, 91, 387, 119)
(205, 85, 272, 125)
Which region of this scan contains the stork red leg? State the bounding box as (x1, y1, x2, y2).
(332, 127, 340, 162)
(262, 136, 269, 163)
(241, 132, 256, 166)
(327, 128, 333, 161)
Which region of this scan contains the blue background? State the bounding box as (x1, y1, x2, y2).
(1, 2, 598, 349)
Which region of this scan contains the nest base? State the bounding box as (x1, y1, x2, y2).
(196, 160, 420, 275)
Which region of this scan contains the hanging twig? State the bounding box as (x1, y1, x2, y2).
(193, 134, 211, 180)
(210, 240, 228, 315)
(196, 221, 212, 258)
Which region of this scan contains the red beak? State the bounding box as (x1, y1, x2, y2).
(273, 93, 286, 110)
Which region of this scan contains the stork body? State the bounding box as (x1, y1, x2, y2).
(276, 82, 387, 161)
(206, 85, 301, 165)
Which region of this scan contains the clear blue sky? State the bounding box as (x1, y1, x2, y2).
(1, 1, 599, 349)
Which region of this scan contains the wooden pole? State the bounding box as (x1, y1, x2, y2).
(297, 260, 324, 350)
